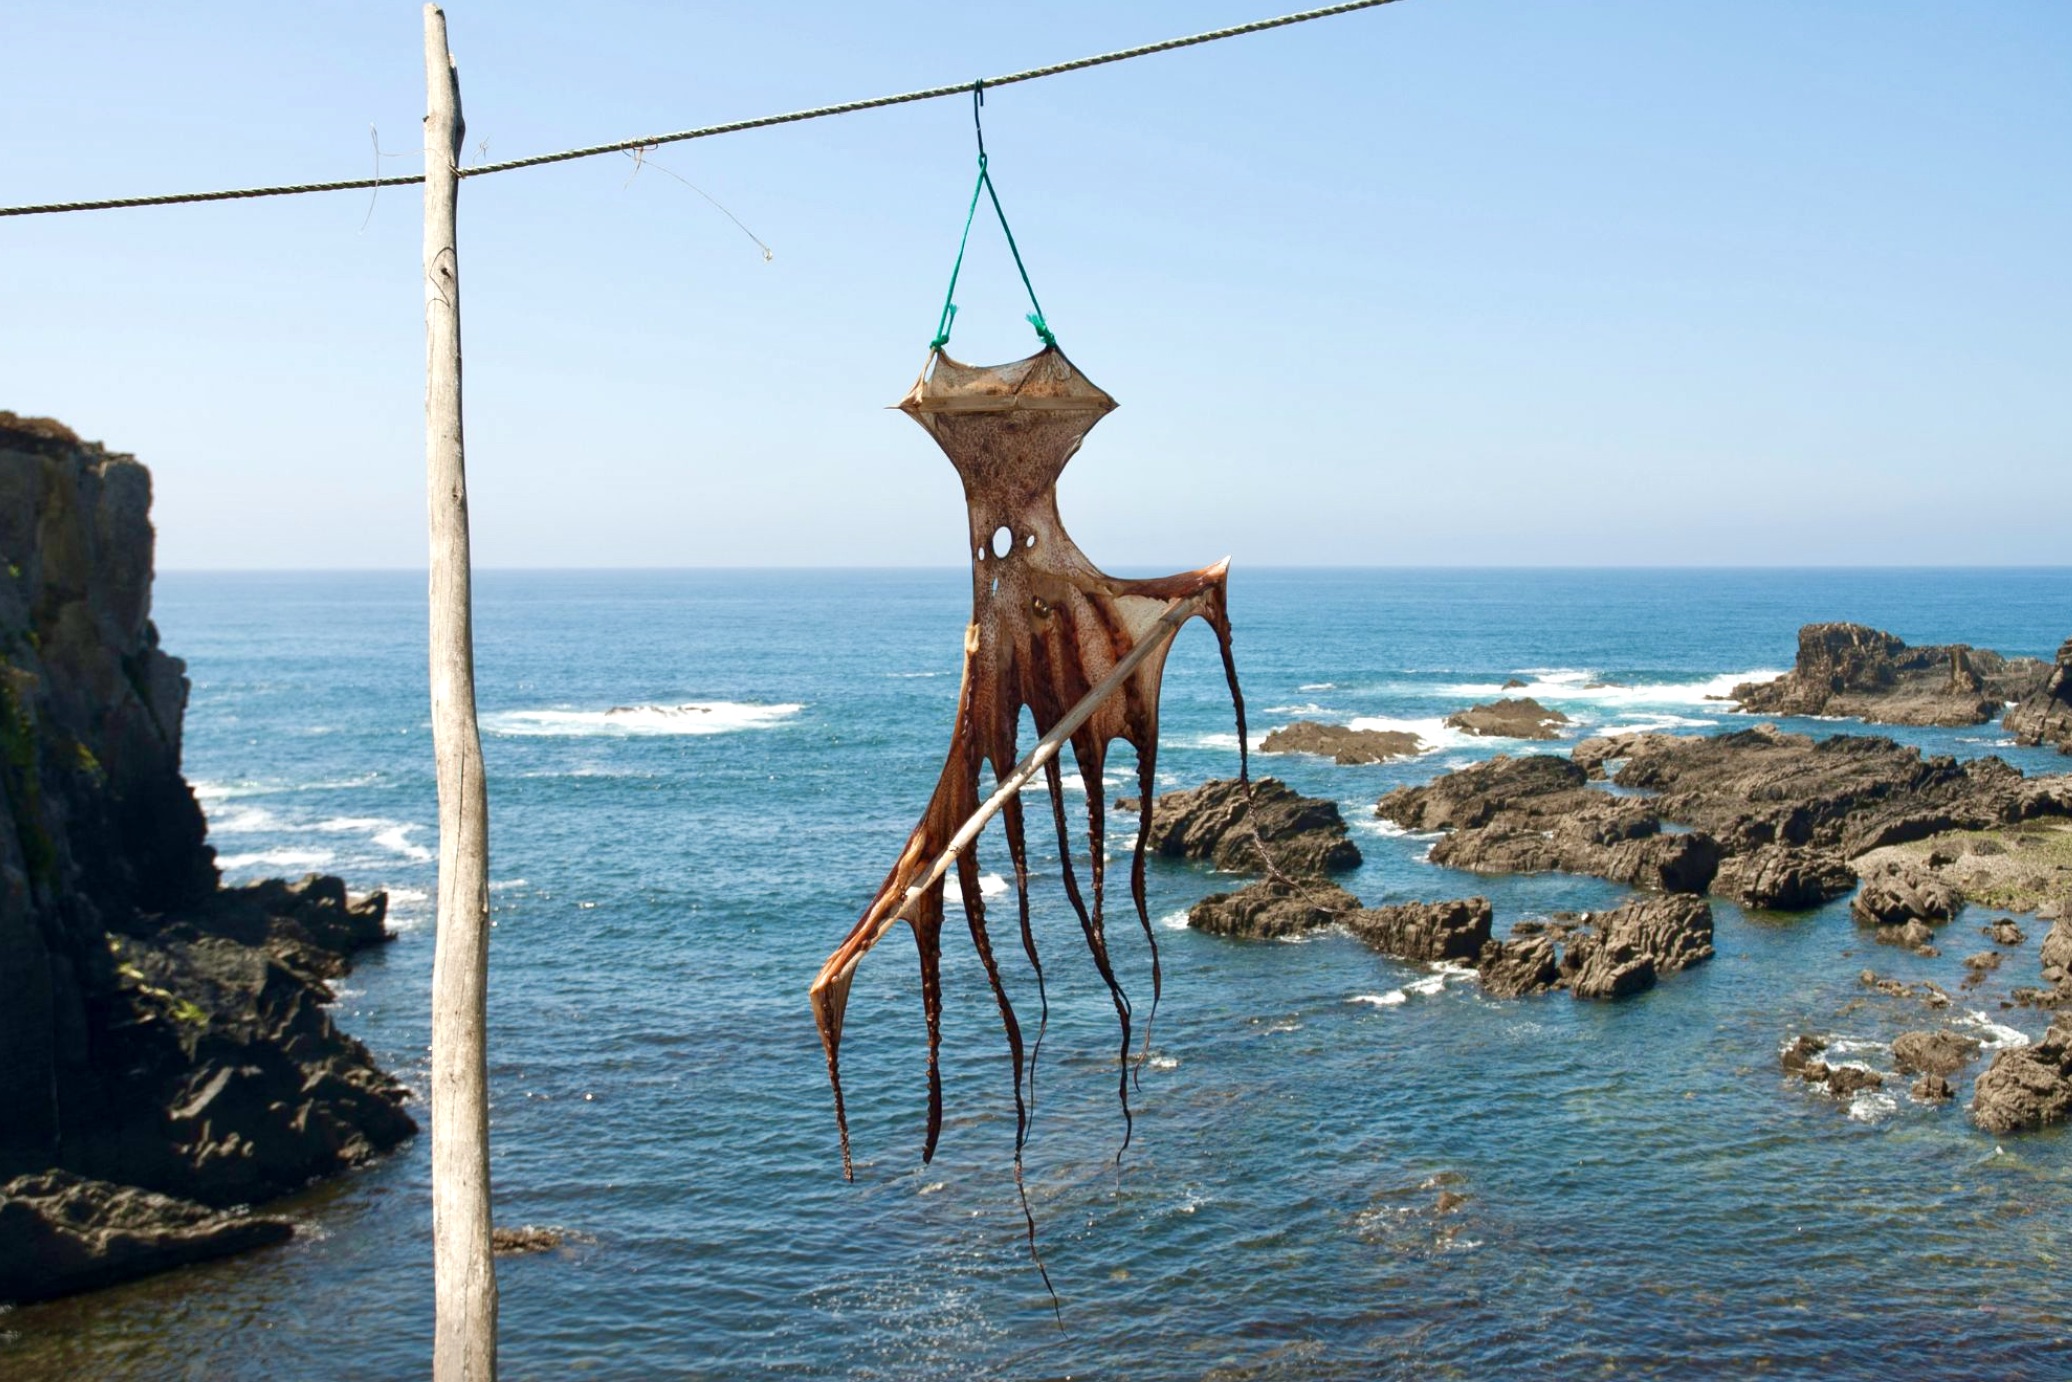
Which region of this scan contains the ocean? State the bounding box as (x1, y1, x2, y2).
(6, 567, 2071, 1380)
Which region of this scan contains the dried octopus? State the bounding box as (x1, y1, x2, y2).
(809, 345, 1250, 1189)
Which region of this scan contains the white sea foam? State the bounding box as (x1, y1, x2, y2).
(206, 805, 280, 834)
(1957, 1012, 2031, 1051)
(489, 878, 528, 892)
(978, 873, 1009, 898)
(1345, 715, 1475, 753)
(1147, 1055, 1179, 1071)
(1823, 1037, 1889, 1057)
(1436, 668, 1785, 709)
(1298, 682, 1335, 691)
(1351, 991, 1408, 1007)
(371, 825, 433, 862)
(884, 671, 946, 679)
(1847, 1089, 1899, 1123)
(1264, 703, 1340, 718)
(216, 848, 336, 871)
(1157, 908, 1192, 931)
(482, 701, 803, 738)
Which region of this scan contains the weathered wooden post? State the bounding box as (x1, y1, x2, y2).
(422, 5, 497, 1377)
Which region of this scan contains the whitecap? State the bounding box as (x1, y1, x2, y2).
(371, 825, 434, 862)
(489, 878, 528, 892)
(1298, 683, 1336, 691)
(1436, 668, 1785, 709)
(1147, 1055, 1179, 1071)
(978, 872, 1009, 898)
(206, 805, 279, 834)
(1345, 715, 1476, 753)
(1956, 1012, 2032, 1051)
(1264, 703, 1340, 717)
(216, 848, 336, 871)
(1351, 991, 1408, 1007)
(1157, 908, 1192, 931)
(482, 701, 803, 738)
(1847, 1089, 1899, 1123)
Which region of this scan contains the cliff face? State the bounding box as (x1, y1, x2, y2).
(0, 416, 412, 1255)
(0, 414, 218, 1175)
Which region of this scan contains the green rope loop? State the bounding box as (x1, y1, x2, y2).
(929, 152, 1055, 353)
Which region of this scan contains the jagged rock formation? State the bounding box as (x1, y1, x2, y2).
(1731, 623, 2048, 727)
(1850, 861, 1962, 929)
(1260, 720, 1421, 764)
(0, 414, 413, 1302)
(2004, 638, 2072, 754)
(1374, 753, 1721, 894)
(1443, 697, 1568, 741)
(1972, 1015, 2072, 1134)
(1122, 777, 1361, 877)
(1346, 897, 1492, 964)
(1560, 895, 1714, 999)
(1712, 844, 1857, 911)
(1188, 878, 1360, 939)
(1891, 1030, 1982, 1078)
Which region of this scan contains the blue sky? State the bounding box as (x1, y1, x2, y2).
(3, 1, 2066, 568)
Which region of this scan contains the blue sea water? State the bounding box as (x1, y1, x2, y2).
(5, 567, 2072, 1380)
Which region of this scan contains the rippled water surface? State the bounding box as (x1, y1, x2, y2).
(7, 568, 2071, 1379)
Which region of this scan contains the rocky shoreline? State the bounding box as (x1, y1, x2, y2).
(0, 415, 415, 1305)
(1154, 619, 2072, 1138)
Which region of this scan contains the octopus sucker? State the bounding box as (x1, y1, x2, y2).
(809, 344, 1247, 1192)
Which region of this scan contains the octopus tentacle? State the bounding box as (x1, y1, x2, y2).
(999, 792, 1047, 1117)
(1128, 737, 1161, 1084)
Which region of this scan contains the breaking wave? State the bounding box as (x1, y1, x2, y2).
(483, 701, 803, 737)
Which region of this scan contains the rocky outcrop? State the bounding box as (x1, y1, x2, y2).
(1475, 933, 1562, 997)
(1443, 697, 1569, 741)
(1851, 861, 1962, 929)
(0, 415, 413, 1299)
(1188, 878, 1359, 939)
(1971, 1015, 2072, 1134)
(1891, 1030, 1983, 1078)
(1560, 895, 1714, 1000)
(0, 1170, 294, 1305)
(2004, 638, 2072, 754)
(1711, 844, 1857, 911)
(1731, 623, 2048, 727)
(1376, 753, 1721, 894)
(1260, 720, 1421, 764)
(1123, 777, 1361, 877)
(1346, 897, 1492, 964)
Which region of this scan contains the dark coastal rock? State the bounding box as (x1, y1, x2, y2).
(1859, 969, 1953, 1010)
(1260, 720, 1422, 764)
(0, 416, 415, 1299)
(1561, 895, 1714, 1001)
(1822, 1065, 1884, 1097)
(1188, 878, 1360, 939)
(1871, 918, 1937, 955)
(2042, 917, 2072, 988)
(1780, 1034, 1830, 1074)
(0, 1170, 293, 1305)
(1986, 919, 2026, 946)
(1376, 753, 1720, 895)
(1444, 697, 1569, 741)
(1971, 1016, 2072, 1134)
(1502, 678, 1529, 689)
(1711, 845, 1857, 911)
(1912, 1073, 1955, 1102)
(1851, 862, 1962, 929)
(1892, 1030, 1983, 1078)
(2003, 638, 2072, 754)
(1346, 897, 1492, 964)
(1731, 623, 2048, 728)
(493, 1226, 572, 1257)
(1125, 777, 1361, 877)
(1574, 724, 2072, 863)
(1475, 933, 1562, 998)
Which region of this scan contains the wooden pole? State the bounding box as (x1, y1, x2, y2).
(422, 6, 497, 1378)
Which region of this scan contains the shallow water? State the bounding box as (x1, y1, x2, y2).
(6, 568, 2071, 1379)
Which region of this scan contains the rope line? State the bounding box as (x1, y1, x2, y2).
(0, 0, 1402, 219)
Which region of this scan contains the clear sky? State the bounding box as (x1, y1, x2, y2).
(3, 1, 2066, 569)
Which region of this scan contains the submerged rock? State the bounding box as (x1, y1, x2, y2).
(1124, 777, 1361, 878)
(1822, 1065, 1885, 1097)
(1347, 897, 1492, 964)
(1260, 720, 1421, 764)
(1780, 1034, 1830, 1074)
(1971, 1015, 2072, 1134)
(0, 1170, 293, 1305)
(1444, 697, 1569, 741)
(2003, 638, 2072, 754)
(1987, 918, 2027, 946)
(1188, 878, 1360, 939)
(1731, 623, 2048, 727)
